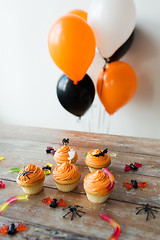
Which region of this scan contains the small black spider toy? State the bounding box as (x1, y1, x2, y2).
(62, 205, 85, 220)
(18, 167, 34, 181)
(136, 203, 160, 221)
(62, 138, 69, 145)
(93, 148, 108, 157)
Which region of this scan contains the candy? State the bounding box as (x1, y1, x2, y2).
(42, 163, 52, 175)
(123, 180, 147, 189)
(42, 197, 67, 208)
(100, 213, 120, 240)
(0, 222, 27, 234)
(102, 168, 115, 192)
(0, 195, 28, 215)
(0, 156, 4, 161)
(0, 181, 5, 188)
(124, 162, 142, 171)
(46, 147, 56, 155)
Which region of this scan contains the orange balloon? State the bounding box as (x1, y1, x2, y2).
(97, 61, 137, 115)
(48, 14, 96, 84)
(68, 9, 88, 21)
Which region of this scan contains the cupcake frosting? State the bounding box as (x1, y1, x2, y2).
(54, 145, 78, 163)
(53, 162, 79, 180)
(85, 149, 111, 167)
(84, 170, 112, 195)
(17, 164, 45, 183)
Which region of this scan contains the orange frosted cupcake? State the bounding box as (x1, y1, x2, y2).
(85, 149, 111, 172)
(17, 164, 45, 195)
(54, 145, 78, 165)
(83, 168, 115, 203)
(53, 162, 81, 192)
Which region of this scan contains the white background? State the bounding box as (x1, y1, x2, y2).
(0, 0, 160, 138)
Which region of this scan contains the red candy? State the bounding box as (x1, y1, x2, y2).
(0, 224, 9, 233)
(42, 197, 52, 205)
(42, 197, 66, 207)
(0, 181, 5, 188)
(16, 222, 27, 232)
(57, 199, 67, 207)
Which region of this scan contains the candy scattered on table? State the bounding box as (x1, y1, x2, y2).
(0, 195, 28, 215)
(0, 181, 5, 188)
(136, 203, 160, 221)
(42, 197, 67, 208)
(102, 168, 115, 191)
(46, 147, 56, 155)
(100, 213, 120, 240)
(0, 156, 4, 161)
(0, 222, 27, 234)
(123, 180, 147, 189)
(42, 163, 52, 175)
(124, 162, 142, 171)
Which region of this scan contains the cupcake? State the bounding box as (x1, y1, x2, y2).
(17, 164, 45, 195)
(53, 162, 81, 192)
(54, 145, 78, 165)
(83, 168, 115, 203)
(85, 149, 111, 172)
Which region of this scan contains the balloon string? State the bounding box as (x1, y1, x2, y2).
(98, 100, 102, 132)
(107, 115, 112, 134)
(102, 107, 106, 132)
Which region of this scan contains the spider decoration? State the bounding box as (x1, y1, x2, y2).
(0, 222, 27, 235)
(93, 148, 108, 157)
(124, 162, 142, 171)
(136, 204, 160, 221)
(62, 138, 69, 145)
(62, 205, 85, 221)
(18, 167, 34, 181)
(123, 180, 147, 189)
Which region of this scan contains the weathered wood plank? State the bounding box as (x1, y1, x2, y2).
(0, 124, 160, 156)
(0, 137, 160, 178)
(1, 163, 160, 206)
(0, 181, 160, 240)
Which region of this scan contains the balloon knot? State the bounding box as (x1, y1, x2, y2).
(73, 81, 78, 85)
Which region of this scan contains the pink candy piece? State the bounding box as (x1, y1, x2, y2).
(100, 213, 120, 240)
(102, 168, 115, 192)
(0, 181, 5, 188)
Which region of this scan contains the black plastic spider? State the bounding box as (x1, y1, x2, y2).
(62, 205, 85, 220)
(62, 138, 69, 145)
(18, 167, 34, 181)
(136, 203, 160, 220)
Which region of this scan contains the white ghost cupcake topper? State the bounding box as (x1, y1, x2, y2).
(68, 149, 75, 163)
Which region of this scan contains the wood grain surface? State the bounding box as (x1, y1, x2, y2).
(0, 124, 160, 240)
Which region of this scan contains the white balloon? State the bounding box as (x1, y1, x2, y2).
(88, 0, 136, 58)
(87, 51, 105, 87)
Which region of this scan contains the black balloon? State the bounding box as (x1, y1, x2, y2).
(57, 74, 95, 117)
(106, 30, 135, 63)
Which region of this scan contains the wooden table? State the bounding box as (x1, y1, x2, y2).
(0, 124, 160, 240)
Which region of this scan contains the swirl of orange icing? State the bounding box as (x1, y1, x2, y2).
(53, 162, 79, 180)
(84, 170, 113, 195)
(17, 164, 45, 183)
(85, 149, 111, 167)
(54, 145, 78, 163)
